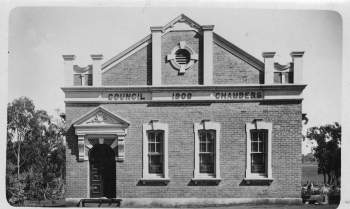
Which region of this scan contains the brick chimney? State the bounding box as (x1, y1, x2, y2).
(90, 54, 103, 86)
(262, 52, 276, 84)
(62, 55, 76, 86)
(290, 51, 304, 84)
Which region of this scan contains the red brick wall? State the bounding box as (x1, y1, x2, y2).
(65, 103, 99, 198)
(213, 43, 263, 84)
(65, 101, 302, 199)
(101, 31, 265, 86)
(102, 44, 152, 86)
(161, 31, 202, 85)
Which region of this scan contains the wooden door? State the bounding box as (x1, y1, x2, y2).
(89, 144, 116, 198)
(90, 161, 104, 198)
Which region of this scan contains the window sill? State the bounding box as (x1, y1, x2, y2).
(191, 177, 221, 185)
(243, 177, 273, 185)
(139, 178, 170, 185)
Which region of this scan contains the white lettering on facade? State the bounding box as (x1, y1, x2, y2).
(108, 93, 146, 101)
(172, 92, 192, 100)
(106, 91, 263, 101)
(214, 91, 262, 100)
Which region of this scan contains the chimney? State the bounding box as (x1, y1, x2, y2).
(290, 51, 304, 84)
(262, 52, 276, 84)
(90, 54, 103, 86)
(151, 26, 163, 86)
(62, 55, 76, 86)
(202, 25, 214, 85)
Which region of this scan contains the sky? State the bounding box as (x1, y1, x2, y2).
(8, 7, 342, 154)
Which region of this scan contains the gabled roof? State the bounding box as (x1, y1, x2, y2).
(72, 106, 130, 127)
(101, 14, 264, 72)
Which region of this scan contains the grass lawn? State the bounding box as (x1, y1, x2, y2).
(302, 163, 325, 185)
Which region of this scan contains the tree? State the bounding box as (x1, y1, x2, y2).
(7, 97, 66, 205)
(7, 97, 35, 179)
(306, 122, 341, 185)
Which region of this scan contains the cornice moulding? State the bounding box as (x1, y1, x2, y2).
(62, 54, 76, 61)
(262, 52, 276, 58)
(290, 51, 305, 57)
(201, 25, 215, 31)
(61, 84, 307, 92)
(91, 54, 104, 60)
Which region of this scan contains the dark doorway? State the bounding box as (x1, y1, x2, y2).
(89, 144, 116, 198)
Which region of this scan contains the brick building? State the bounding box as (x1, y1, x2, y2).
(62, 14, 306, 207)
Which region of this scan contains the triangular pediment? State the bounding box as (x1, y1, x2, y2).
(101, 14, 264, 72)
(73, 106, 129, 127)
(163, 14, 202, 32)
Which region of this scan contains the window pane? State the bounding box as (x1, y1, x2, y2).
(200, 153, 214, 173)
(200, 142, 206, 152)
(251, 153, 265, 173)
(258, 141, 264, 152)
(207, 130, 216, 141)
(207, 140, 214, 153)
(149, 155, 163, 174)
(149, 143, 155, 153)
(258, 130, 267, 141)
(148, 131, 155, 142)
(156, 131, 163, 142)
(199, 130, 205, 142)
(251, 142, 259, 152)
(155, 142, 163, 153)
(251, 130, 258, 141)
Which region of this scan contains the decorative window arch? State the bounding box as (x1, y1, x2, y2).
(167, 41, 198, 74)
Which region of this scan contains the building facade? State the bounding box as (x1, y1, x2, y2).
(62, 14, 306, 207)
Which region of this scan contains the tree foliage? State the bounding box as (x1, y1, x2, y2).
(6, 97, 65, 205)
(306, 122, 341, 185)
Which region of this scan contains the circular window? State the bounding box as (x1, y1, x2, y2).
(175, 49, 191, 65)
(166, 41, 198, 74)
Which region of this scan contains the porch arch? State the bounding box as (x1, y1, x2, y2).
(72, 106, 130, 162)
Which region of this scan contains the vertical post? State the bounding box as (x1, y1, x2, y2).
(193, 123, 200, 178)
(91, 54, 103, 86)
(151, 26, 163, 86)
(262, 52, 276, 84)
(202, 25, 214, 85)
(290, 51, 304, 84)
(62, 55, 76, 86)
